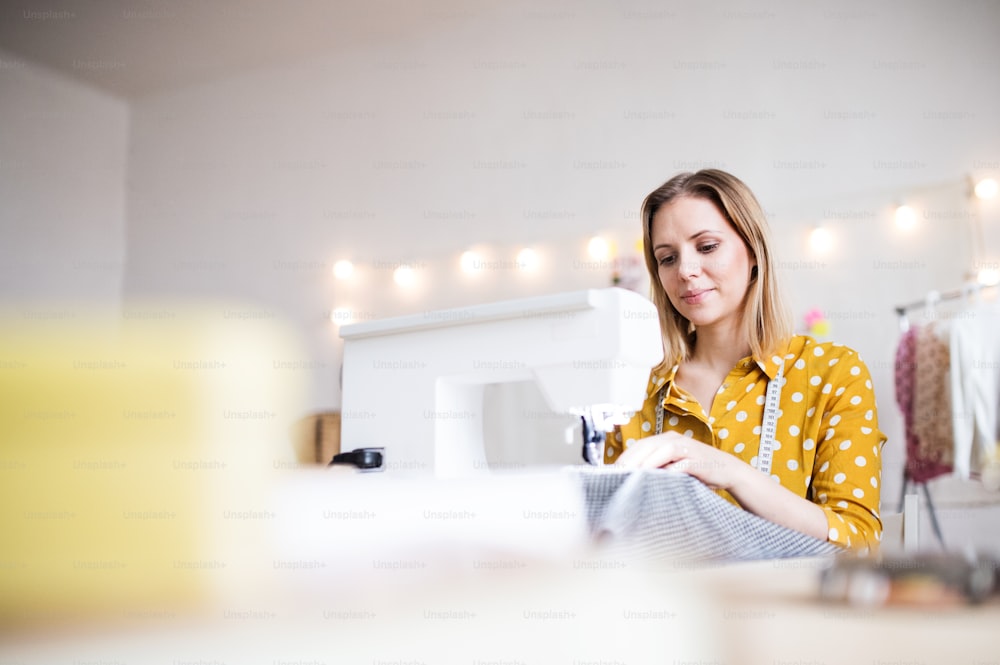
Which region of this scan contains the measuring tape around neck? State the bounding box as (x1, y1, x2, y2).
(756, 363, 785, 475)
(656, 362, 785, 475)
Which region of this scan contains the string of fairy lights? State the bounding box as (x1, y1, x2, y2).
(330, 174, 999, 326)
(328, 235, 635, 326)
(806, 175, 999, 283)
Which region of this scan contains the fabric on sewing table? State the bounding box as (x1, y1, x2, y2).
(570, 467, 839, 562)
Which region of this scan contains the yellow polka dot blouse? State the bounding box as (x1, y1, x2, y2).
(605, 335, 886, 551)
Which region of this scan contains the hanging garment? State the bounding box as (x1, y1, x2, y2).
(948, 305, 1000, 478)
(896, 327, 947, 483)
(909, 321, 956, 474)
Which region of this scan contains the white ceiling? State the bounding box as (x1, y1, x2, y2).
(0, 0, 457, 99)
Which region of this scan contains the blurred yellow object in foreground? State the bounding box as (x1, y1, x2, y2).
(0, 303, 306, 626)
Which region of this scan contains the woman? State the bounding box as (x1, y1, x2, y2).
(608, 169, 885, 552)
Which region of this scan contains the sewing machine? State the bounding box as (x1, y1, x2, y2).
(338, 287, 663, 476)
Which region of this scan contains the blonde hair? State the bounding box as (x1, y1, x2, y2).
(641, 169, 792, 374)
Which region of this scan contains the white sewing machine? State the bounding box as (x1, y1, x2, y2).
(339, 287, 663, 476)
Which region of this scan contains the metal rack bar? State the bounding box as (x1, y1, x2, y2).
(893, 283, 985, 318)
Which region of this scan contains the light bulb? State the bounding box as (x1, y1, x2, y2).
(333, 259, 354, 279)
(393, 264, 415, 288)
(460, 250, 481, 274)
(516, 247, 539, 271)
(975, 178, 998, 200)
(588, 236, 609, 260)
(978, 267, 1000, 287)
(808, 226, 834, 254)
(894, 205, 917, 231)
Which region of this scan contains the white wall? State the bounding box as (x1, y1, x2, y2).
(0, 48, 129, 317)
(116, 3, 999, 494)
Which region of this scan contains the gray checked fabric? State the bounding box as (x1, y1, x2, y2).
(569, 467, 839, 562)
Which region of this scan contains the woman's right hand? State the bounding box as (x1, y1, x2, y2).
(614, 432, 753, 492)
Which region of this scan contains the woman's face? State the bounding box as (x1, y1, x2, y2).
(650, 196, 756, 334)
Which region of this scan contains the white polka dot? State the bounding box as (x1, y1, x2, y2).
(641, 421, 652, 433)
(615, 431, 622, 442)
(864, 409, 873, 421)
(668, 415, 679, 426)
(718, 428, 729, 440)
(735, 410, 748, 422)
(791, 391, 803, 403)
(773, 440, 782, 450)
(787, 459, 799, 471)
(870, 476, 878, 488)
(872, 445, 879, 457)
(865, 379, 872, 389)
(822, 383, 832, 394)
(829, 415, 842, 426)
(726, 400, 737, 411)
(772, 355, 783, 365)
(837, 500, 848, 509)
(818, 492, 828, 503)
(746, 382, 756, 393)
(625, 438, 635, 448)
(809, 375, 821, 387)
(683, 430, 693, 438)
(849, 395, 862, 406)
(804, 476, 812, 487)
(829, 527, 839, 540)
(850, 366, 861, 376)
(753, 425, 762, 435)
(828, 358, 839, 367)
(756, 395, 765, 406)
(806, 407, 816, 417)
(824, 428, 836, 441)
(855, 456, 867, 467)
(734, 442, 746, 453)
(814, 347, 825, 357)
(794, 359, 805, 370)
(803, 438, 815, 450)
(853, 488, 865, 499)
(819, 461, 830, 473)
(849, 523, 858, 534)
(835, 387, 846, 397)
(834, 472, 847, 484)
(861, 426, 872, 435)
(708, 416, 715, 425)
(789, 425, 800, 436)
(606, 447, 614, 458)
(839, 440, 852, 450)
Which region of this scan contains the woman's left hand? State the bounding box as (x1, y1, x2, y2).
(613, 432, 751, 492)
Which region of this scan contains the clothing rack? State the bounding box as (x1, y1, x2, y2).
(891, 287, 978, 549)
